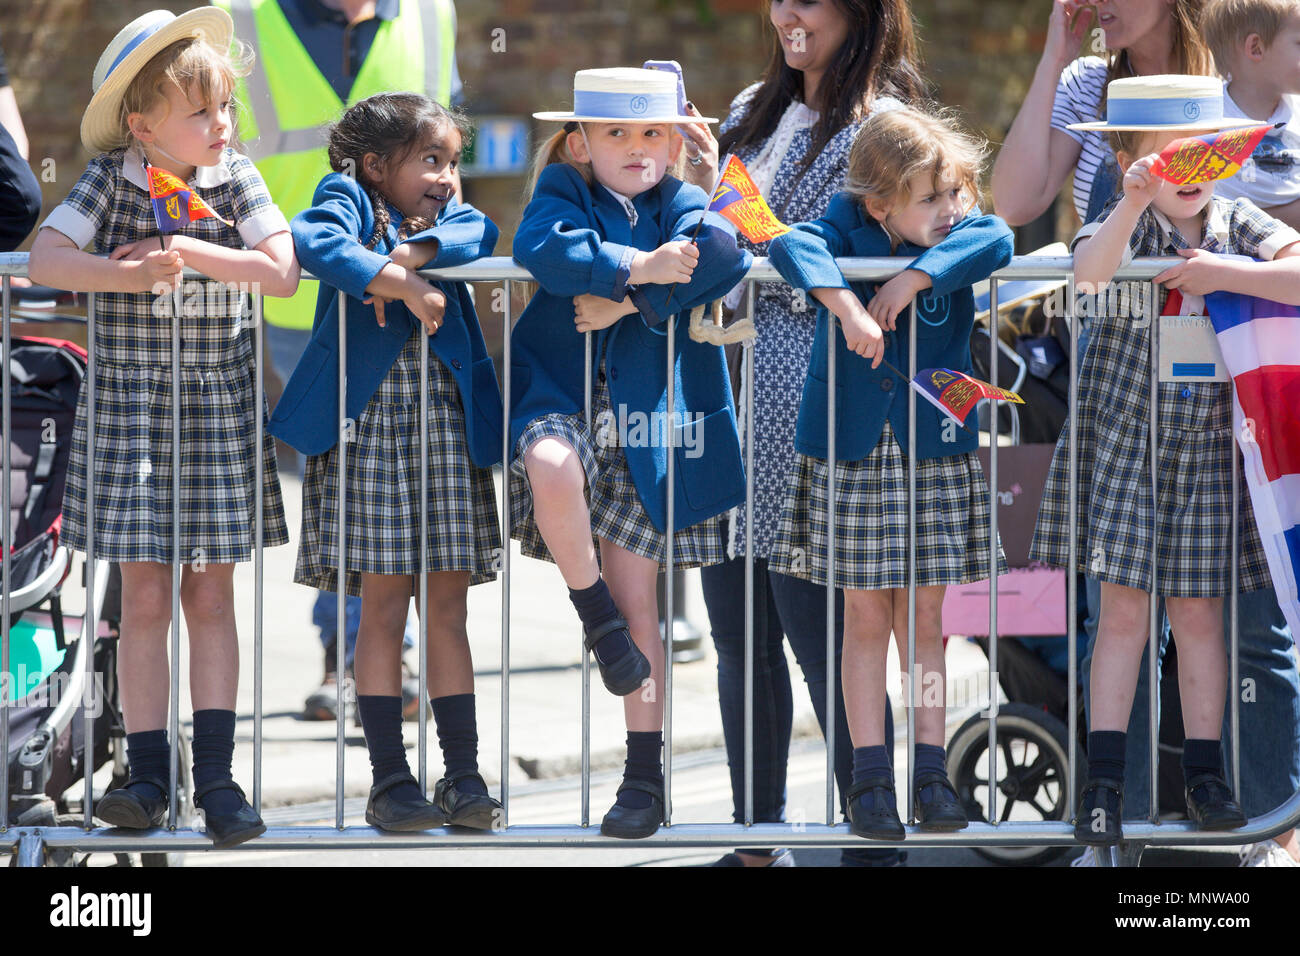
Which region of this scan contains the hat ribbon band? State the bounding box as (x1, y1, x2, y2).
(572, 89, 679, 120)
(1106, 94, 1223, 126)
(105, 20, 171, 83)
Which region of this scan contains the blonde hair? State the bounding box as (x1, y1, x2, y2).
(843, 106, 988, 217)
(117, 36, 253, 150)
(1201, 0, 1300, 74)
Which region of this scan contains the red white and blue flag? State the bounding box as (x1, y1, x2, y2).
(143, 159, 232, 233)
(1205, 287, 1300, 637)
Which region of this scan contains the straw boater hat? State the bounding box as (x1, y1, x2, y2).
(533, 68, 717, 125)
(80, 8, 234, 153)
(1068, 74, 1259, 132)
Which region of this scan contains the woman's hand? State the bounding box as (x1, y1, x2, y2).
(1043, 0, 1095, 71)
(630, 240, 699, 285)
(573, 293, 632, 332)
(679, 103, 719, 190)
(866, 269, 932, 331)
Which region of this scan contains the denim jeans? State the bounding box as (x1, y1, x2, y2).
(702, 555, 900, 864)
(1082, 577, 1300, 820)
(267, 323, 415, 664)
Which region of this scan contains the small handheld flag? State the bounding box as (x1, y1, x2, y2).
(707, 155, 790, 243)
(910, 367, 1024, 426)
(1151, 124, 1277, 187)
(143, 159, 233, 234)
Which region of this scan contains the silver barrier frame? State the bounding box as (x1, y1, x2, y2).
(2, 253, 1298, 860)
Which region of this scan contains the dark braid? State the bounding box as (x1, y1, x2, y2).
(325, 92, 473, 250)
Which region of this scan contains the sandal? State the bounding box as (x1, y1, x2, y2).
(912, 771, 969, 831)
(845, 775, 905, 840)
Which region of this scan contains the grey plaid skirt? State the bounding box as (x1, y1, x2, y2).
(61, 359, 288, 564)
(296, 329, 501, 596)
(509, 363, 724, 570)
(770, 422, 1005, 590)
(1029, 395, 1270, 597)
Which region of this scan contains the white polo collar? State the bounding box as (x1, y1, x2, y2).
(123, 142, 234, 193)
(1149, 196, 1230, 251)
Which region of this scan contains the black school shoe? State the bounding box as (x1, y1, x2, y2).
(583, 617, 652, 697)
(1074, 777, 1124, 845)
(96, 776, 169, 830)
(600, 780, 664, 839)
(1185, 773, 1248, 830)
(434, 771, 503, 830)
(912, 771, 969, 831)
(195, 780, 267, 849)
(845, 775, 906, 840)
(365, 772, 447, 832)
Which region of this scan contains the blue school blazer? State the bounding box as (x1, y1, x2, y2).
(510, 163, 753, 533)
(269, 173, 503, 467)
(768, 192, 1014, 461)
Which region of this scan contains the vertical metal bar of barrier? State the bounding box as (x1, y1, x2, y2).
(1066, 274, 1078, 818)
(253, 292, 265, 814)
(1, 275, 10, 832)
(1229, 391, 1241, 798)
(664, 300, 675, 826)
(743, 281, 755, 828)
(987, 279, 1000, 825)
(336, 295, 347, 828)
(168, 283, 182, 829)
(906, 299, 918, 811)
(1147, 282, 1160, 824)
(500, 282, 512, 826)
(418, 318, 429, 792)
(581, 330, 592, 827)
(84, 293, 97, 828)
(825, 297, 837, 825)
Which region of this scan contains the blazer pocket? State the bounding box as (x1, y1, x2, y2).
(674, 406, 743, 515)
(471, 356, 504, 444)
(270, 339, 331, 424)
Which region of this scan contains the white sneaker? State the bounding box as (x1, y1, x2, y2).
(1070, 847, 1098, 867)
(1238, 840, 1299, 867)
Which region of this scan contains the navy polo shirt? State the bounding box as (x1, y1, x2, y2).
(277, 0, 463, 104)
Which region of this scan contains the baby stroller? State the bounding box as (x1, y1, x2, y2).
(943, 264, 1186, 866)
(4, 334, 191, 866)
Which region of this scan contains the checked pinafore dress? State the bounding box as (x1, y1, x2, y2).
(48, 146, 288, 564)
(1029, 196, 1300, 596)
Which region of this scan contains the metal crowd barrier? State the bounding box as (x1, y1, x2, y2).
(2, 251, 1299, 867)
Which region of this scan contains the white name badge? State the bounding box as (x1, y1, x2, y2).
(1158, 290, 1228, 382)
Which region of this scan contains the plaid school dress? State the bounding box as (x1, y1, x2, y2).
(510, 347, 725, 571)
(1030, 196, 1300, 596)
(46, 146, 288, 564)
(295, 322, 502, 595)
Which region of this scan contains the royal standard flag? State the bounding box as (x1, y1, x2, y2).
(707, 155, 790, 243)
(143, 159, 232, 232)
(912, 367, 1023, 426)
(1152, 124, 1277, 186)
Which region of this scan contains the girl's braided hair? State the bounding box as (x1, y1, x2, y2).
(326, 92, 472, 249)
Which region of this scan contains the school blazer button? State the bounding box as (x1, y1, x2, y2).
(609, 367, 619, 380)
(451, 359, 463, 370)
(881, 378, 894, 391)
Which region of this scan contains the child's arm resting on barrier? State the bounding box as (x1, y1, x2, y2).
(512, 164, 639, 300)
(625, 208, 752, 327)
(1154, 199, 1300, 303)
(395, 200, 500, 272)
(1073, 154, 1161, 288)
(107, 231, 298, 298)
(766, 193, 858, 296)
(29, 225, 183, 293)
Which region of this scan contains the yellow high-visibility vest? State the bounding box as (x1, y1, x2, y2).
(215, 0, 457, 329)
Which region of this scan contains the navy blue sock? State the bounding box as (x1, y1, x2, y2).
(1088, 730, 1127, 782)
(615, 731, 663, 810)
(357, 695, 422, 803)
(850, 745, 895, 814)
(431, 693, 487, 796)
(124, 729, 169, 801)
(192, 709, 242, 816)
(1182, 738, 1223, 782)
(569, 578, 630, 664)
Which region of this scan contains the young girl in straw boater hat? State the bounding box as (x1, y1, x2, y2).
(1028, 74, 1300, 845)
(28, 7, 299, 848)
(510, 66, 751, 837)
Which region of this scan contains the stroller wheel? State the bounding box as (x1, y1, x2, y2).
(948, 702, 1087, 867)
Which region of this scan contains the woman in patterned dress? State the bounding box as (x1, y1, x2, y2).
(676, 0, 925, 866)
(29, 9, 297, 847)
